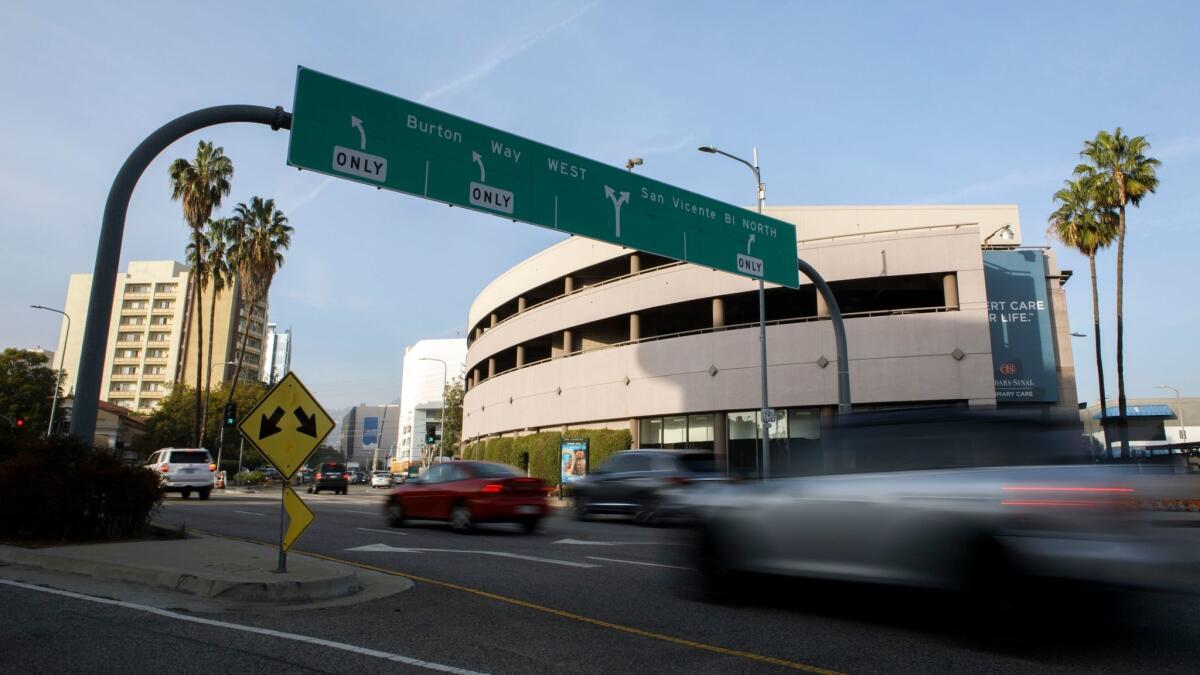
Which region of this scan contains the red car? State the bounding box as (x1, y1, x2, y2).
(383, 461, 547, 533)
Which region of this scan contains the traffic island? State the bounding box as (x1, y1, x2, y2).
(0, 529, 402, 604)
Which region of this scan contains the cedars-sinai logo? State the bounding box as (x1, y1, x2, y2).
(999, 362, 1018, 376)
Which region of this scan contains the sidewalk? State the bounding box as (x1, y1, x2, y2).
(0, 529, 407, 604)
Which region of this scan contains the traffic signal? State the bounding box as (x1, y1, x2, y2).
(14, 417, 25, 430)
(425, 423, 439, 445)
(223, 402, 237, 428)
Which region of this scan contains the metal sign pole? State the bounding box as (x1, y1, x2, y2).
(276, 480, 287, 573)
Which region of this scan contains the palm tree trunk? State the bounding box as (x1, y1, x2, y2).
(1115, 194, 1131, 457)
(225, 287, 255, 408)
(193, 229, 205, 449)
(1089, 253, 1111, 459)
(201, 283, 218, 450)
(176, 273, 195, 384)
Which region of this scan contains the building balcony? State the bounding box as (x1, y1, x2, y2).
(143, 357, 169, 365)
(109, 373, 139, 382)
(112, 357, 140, 365)
(122, 292, 151, 301)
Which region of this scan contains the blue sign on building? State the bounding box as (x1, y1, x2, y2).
(362, 416, 379, 447)
(983, 250, 1060, 403)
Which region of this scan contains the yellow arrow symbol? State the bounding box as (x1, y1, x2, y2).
(282, 486, 315, 552)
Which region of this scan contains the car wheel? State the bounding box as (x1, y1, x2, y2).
(199, 489, 211, 501)
(181, 489, 191, 500)
(385, 502, 405, 527)
(520, 518, 540, 534)
(450, 503, 474, 533)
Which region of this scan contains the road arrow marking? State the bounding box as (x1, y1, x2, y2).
(471, 151, 486, 182)
(259, 406, 285, 439)
(294, 406, 318, 438)
(346, 543, 599, 568)
(604, 185, 630, 237)
(350, 115, 366, 150)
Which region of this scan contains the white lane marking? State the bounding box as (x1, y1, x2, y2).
(357, 527, 409, 536)
(346, 511, 379, 516)
(347, 543, 598, 568)
(553, 538, 688, 548)
(233, 510, 266, 517)
(0, 578, 486, 675)
(586, 556, 696, 571)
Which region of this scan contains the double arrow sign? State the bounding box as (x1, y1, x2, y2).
(259, 406, 320, 440)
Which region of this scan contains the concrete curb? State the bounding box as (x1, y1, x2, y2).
(0, 536, 362, 603)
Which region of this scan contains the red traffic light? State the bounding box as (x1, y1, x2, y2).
(15, 418, 25, 429)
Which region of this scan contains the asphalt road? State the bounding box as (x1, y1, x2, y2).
(4, 485, 1199, 674)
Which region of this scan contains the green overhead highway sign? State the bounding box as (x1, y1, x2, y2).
(287, 67, 799, 288)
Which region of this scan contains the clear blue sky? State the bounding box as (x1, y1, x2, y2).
(2, 1, 1197, 409)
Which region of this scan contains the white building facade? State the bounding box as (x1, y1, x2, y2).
(262, 324, 292, 386)
(397, 339, 467, 464)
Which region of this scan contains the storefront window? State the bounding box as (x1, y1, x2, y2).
(687, 414, 715, 451)
(639, 418, 663, 448)
(663, 416, 687, 448)
(727, 411, 759, 477)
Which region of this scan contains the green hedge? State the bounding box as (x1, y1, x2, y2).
(0, 436, 162, 542)
(462, 427, 632, 486)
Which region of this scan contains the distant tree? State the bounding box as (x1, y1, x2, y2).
(441, 376, 465, 454)
(1047, 175, 1118, 453)
(1075, 129, 1160, 454)
(133, 381, 268, 470)
(0, 349, 59, 440)
(169, 140, 234, 448)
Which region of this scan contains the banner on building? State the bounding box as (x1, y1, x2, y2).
(983, 250, 1060, 402)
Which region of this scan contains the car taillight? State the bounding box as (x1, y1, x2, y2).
(667, 476, 692, 485)
(209, 463, 217, 472)
(315, 473, 322, 479)
(344, 473, 351, 480)
(481, 483, 505, 494)
(159, 463, 170, 473)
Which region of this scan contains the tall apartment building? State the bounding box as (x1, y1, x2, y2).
(58, 260, 268, 415)
(397, 339, 467, 465)
(261, 324, 292, 386)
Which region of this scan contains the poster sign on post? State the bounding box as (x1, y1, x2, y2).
(559, 438, 589, 500)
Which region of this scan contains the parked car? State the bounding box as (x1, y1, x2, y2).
(370, 470, 394, 488)
(383, 461, 547, 533)
(145, 448, 216, 500)
(349, 468, 368, 485)
(571, 449, 722, 524)
(260, 466, 282, 481)
(308, 463, 350, 495)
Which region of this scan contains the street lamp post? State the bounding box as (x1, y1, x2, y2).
(420, 357, 449, 463)
(30, 305, 71, 437)
(1156, 385, 1186, 441)
(698, 145, 772, 479)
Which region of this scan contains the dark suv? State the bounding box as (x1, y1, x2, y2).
(308, 463, 349, 495)
(571, 450, 721, 524)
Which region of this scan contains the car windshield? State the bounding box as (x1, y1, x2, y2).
(169, 451, 209, 464)
(469, 463, 522, 478)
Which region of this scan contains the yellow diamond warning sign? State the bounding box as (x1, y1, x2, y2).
(238, 372, 333, 478)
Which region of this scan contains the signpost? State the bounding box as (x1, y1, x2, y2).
(287, 67, 800, 288)
(238, 371, 334, 571)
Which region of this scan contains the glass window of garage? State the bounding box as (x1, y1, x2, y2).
(638, 414, 715, 450)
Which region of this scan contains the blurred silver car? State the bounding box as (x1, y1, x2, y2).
(370, 470, 394, 489)
(681, 464, 1200, 599)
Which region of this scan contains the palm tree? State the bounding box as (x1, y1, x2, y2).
(1047, 176, 1118, 456)
(225, 197, 293, 405)
(170, 140, 233, 448)
(201, 217, 234, 439)
(1075, 129, 1160, 455)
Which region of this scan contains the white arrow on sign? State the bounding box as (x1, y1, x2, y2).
(471, 151, 486, 182)
(350, 116, 366, 150)
(747, 233, 756, 255)
(604, 185, 630, 238)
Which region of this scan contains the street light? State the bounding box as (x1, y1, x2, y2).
(697, 144, 772, 479)
(625, 157, 643, 172)
(419, 357, 448, 463)
(983, 223, 1015, 245)
(1156, 385, 1186, 441)
(30, 305, 70, 437)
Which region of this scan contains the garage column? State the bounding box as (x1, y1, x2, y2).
(472, 368, 480, 387)
(488, 358, 496, 378)
(517, 296, 527, 312)
(562, 329, 574, 356)
(515, 344, 525, 368)
(943, 273, 959, 309)
(490, 313, 498, 328)
(630, 253, 641, 275)
(712, 297, 725, 328)
(629, 312, 640, 341)
(564, 276, 575, 295)
(816, 290, 829, 318)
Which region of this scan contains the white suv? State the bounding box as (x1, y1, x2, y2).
(146, 448, 215, 500)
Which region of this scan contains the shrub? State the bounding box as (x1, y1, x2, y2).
(234, 470, 265, 486)
(0, 436, 162, 542)
(463, 428, 632, 487)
